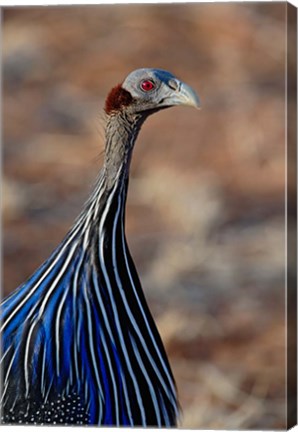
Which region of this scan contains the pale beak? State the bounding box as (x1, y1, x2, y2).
(161, 80, 201, 109)
(177, 82, 201, 109)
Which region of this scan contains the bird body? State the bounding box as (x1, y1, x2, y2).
(1, 68, 199, 426)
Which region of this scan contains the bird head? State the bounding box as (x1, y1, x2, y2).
(105, 68, 200, 116)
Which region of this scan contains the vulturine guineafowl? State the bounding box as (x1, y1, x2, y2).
(1, 68, 200, 426)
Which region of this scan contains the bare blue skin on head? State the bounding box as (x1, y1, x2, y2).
(121, 68, 200, 112)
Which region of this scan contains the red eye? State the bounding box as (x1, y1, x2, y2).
(141, 80, 155, 92)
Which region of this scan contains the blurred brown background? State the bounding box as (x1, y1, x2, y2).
(2, 3, 290, 428)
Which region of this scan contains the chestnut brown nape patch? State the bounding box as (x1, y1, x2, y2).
(105, 84, 134, 114)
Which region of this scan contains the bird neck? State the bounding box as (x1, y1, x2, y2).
(103, 111, 146, 190)
(73, 110, 147, 245)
